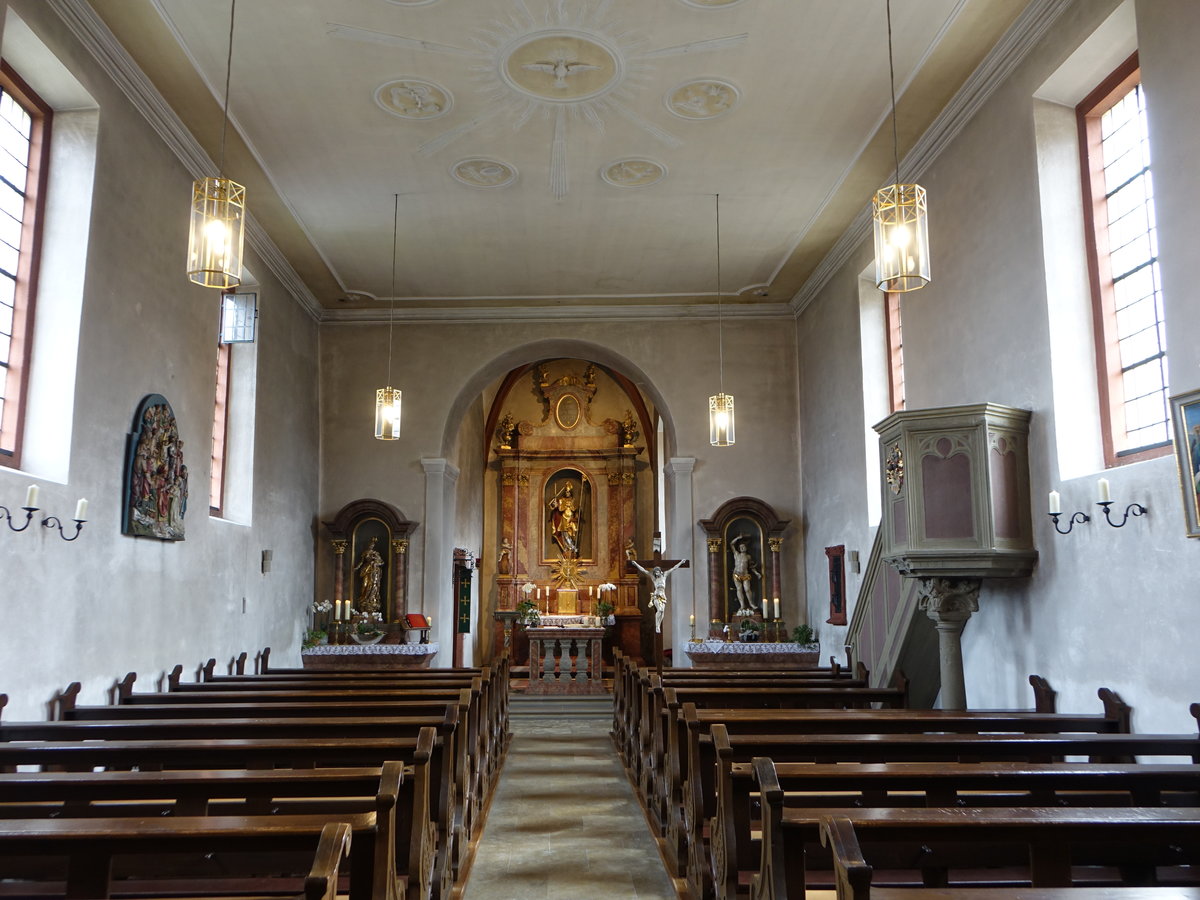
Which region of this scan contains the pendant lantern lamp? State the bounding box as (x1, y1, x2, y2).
(374, 194, 402, 441)
(872, 0, 930, 293)
(187, 0, 246, 290)
(708, 193, 734, 447)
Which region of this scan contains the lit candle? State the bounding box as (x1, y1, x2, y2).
(24, 485, 38, 508)
(1048, 490, 1061, 514)
(589, 586, 594, 598)
(74, 498, 88, 520)
(427, 614, 433, 629)
(773, 598, 780, 620)
(1098, 478, 1111, 503)
(537, 587, 542, 600)
(689, 613, 695, 626)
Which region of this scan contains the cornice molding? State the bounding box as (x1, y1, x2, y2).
(48, 0, 323, 321)
(322, 301, 794, 325)
(789, 0, 1075, 317)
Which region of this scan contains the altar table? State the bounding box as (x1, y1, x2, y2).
(300, 642, 440, 669)
(682, 640, 820, 669)
(525, 626, 606, 694)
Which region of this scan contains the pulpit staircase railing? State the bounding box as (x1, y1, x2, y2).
(845, 529, 941, 707)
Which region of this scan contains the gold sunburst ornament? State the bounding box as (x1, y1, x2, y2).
(872, 0, 930, 293)
(187, 0, 246, 289)
(550, 555, 587, 591)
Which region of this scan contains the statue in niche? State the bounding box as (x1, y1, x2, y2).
(354, 537, 384, 614)
(730, 535, 762, 615)
(498, 537, 512, 575)
(548, 482, 580, 558)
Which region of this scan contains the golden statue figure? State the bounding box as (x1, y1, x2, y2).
(548, 482, 580, 558)
(354, 536, 384, 614)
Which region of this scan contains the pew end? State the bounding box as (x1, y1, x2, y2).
(822, 816, 872, 900)
(305, 821, 353, 900)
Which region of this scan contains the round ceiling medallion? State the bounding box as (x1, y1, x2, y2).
(500, 30, 622, 103)
(374, 79, 452, 120)
(451, 158, 518, 189)
(601, 159, 667, 188)
(666, 78, 740, 119)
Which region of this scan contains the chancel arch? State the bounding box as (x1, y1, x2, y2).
(476, 356, 666, 666)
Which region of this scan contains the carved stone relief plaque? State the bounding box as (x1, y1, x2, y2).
(452, 158, 518, 188)
(374, 79, 452, 119)
(502, 32, 622, 102)
(601, 159, 667, 188)
(666, 79, 740, 119)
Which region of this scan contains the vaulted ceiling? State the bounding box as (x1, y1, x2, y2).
(91, 0, 1032, 316)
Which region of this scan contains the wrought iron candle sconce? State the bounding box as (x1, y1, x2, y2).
(1048, 510, 1089, 535)
(1, 504, 38, 532)
(42, 515, 87, 542)
(1097, 500, 1147, 528)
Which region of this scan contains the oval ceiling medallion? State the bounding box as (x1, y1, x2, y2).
(555, 394, 582, 430)
(451, 158, 518, 189)
(666, 78, 740, 119)
(601, 159, 667, 188)
(679, 0, 746, 7)
(500, 30, 622, 103)
(374, 79, 452, 120)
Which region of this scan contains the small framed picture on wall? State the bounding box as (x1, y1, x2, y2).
(1170, 388, 1200, 538)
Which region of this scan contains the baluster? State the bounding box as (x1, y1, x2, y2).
(574, 637, 587, 683)
(544, 637, 558, 681)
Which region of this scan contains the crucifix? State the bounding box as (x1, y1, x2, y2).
(626, 531, 690, 677)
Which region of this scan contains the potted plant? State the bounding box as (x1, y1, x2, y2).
(301, 627, 327, 649)
(738, 617, 764, 643)
(790, 623, 820, 667)
(516, 598, 541, 627)
(597, 582, 617, 625)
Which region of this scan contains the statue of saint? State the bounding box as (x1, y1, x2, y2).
(730, 536, 762, 615)
(497, 537, 512, 575)
(354, 537, 384, 614)
(627, 548, 686, 634)
(548, 482, 580, 557)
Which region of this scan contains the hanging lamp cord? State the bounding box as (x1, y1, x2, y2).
(886, 0, 901, 188)
(217, 0, 236, 176)
(715, 193, 724, 394)
(387, 193, 398, 385)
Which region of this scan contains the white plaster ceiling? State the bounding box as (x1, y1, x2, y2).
(107, 0, 1030, 312)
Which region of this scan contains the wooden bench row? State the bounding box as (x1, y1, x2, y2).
(0, 654, 511, 900)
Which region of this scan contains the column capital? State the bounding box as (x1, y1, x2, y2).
(331, 539, 347, 555)
(707, 538, 724, 554)
(667, 457, 696, 475)
(917, 577, 981, 624)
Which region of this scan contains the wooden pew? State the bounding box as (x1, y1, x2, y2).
(0, 814, 393, 900)
(0, 764, 429, 900)
(64, 678, 491, 845)
(717, 758, 1200, 900)
(640, 673, 903, 849)
(0, 711, 461, 900)
(801, 807, 1200, 900)
(0, 730, 444, 900)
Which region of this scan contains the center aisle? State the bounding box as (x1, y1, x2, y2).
(462, 695, 680, 900)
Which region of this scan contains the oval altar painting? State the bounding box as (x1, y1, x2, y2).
(555, 394, 581, 430)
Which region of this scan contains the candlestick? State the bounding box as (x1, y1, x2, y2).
(25, 485, 38, 508)
(1098, 478, 1111, 502)
(1048, 490, 1061, 514)
(74, 498, 88, 520)
(773, 597, 780, 620)
(689, 613, 695, 626)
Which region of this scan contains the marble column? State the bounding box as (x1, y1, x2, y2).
(331, 539, 347, 607)
(916, 577, 981, 710)
(768, 536, 784, 613)
(391, 538, 408, 620)
(706, 538, 723, 624)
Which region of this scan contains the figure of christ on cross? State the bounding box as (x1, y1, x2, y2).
(626, 534, 690, 676)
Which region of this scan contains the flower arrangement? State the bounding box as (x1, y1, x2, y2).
(515, 598, 541, 626)
(309, 598, 333, 631)
(302, 627, 326, 649)
(354, 610, 384, 637)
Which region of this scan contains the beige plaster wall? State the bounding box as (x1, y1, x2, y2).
(0, 1, 320, 719)
(317, 317, 804, 665)
(797, 0, 1200, 731)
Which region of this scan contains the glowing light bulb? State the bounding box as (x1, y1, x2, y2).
(889, 224, 910, 249)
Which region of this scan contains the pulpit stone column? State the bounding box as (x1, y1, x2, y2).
(422, 458, 460, 659)
(667, 457, 696, 666)
(916, 577, 981, 711)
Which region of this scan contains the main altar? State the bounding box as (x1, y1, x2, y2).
(481, 359, 657, 670)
